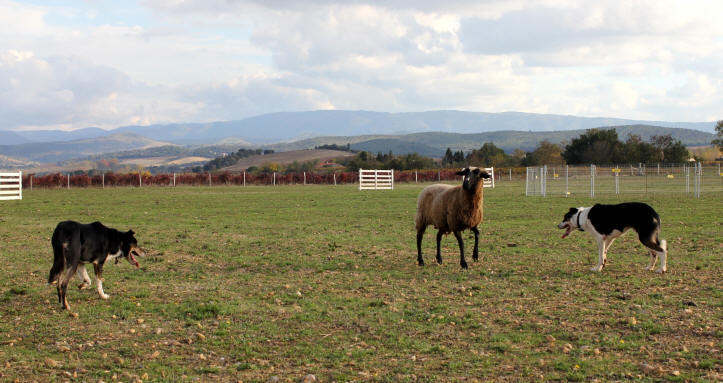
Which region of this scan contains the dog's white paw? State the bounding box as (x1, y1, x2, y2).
(590, 265, 603, 272)
(655, 268, 666, 274)
(78, 283, 90, 290)
(99, 293, 110, 300)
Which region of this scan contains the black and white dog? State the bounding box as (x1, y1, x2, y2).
(557, 202, 668, 273)
(48, 221, 144, 311)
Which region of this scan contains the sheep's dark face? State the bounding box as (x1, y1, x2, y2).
(456, 167, 491, 191)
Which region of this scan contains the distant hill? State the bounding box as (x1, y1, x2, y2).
(0, 154, 35, 170)
(10, 127, 110, 143)
(270, 125, 716, 157)
(104, 110, 715, 144)
(0, 130, 30, 145)
(0, 133, 173, 163)
(223, 149, 355, 171)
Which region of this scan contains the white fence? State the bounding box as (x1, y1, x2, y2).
(0, 171, 22, 200)
(359, 169, 394, 190)
(525, 163, 720, 198)
(483, 167, 495, 188)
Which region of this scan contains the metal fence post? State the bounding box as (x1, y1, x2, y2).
(615, 170, 619, 195)
(590, 165, 595, 198)
(685, 165, 689, 193)
(565, 165, 569, 197)
(695, 162, 701, 198)
(67, 174, 70, 190)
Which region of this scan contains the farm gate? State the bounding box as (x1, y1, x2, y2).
(359, 169, 394, 190)
(0, 171, 22, 200)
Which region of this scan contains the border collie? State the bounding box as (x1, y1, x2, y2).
(557, 202, 667, 273)
(48, 221, 144, 312)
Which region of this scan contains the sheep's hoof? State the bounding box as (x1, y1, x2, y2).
(436, 257, 442, 264)
(417, 261, 425, 266)
(460, 262, 468, 269)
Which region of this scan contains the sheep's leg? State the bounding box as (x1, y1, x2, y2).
(471, 227, 480, 262)
(454, 231, 468, 269)
(435, 230, 444, 264)
(416, 226, 426, 266)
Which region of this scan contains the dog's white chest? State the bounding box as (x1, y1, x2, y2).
(107, 250, 123, 260)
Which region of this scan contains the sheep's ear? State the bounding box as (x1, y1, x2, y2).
(456, 168, 470, 176)
(480, 171, 491, 179)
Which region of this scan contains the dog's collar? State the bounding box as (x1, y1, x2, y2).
(576, 210, 584, 232)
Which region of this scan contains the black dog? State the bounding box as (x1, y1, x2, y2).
(48, 221, 143, 311)
(557, 202, 668, 273)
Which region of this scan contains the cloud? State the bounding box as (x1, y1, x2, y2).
(1, 0, 722, 131)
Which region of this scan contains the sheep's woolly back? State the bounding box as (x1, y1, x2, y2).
(415, 179, 484, 234)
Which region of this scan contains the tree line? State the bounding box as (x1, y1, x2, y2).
(196, 126, 713, 174)
(202, 148, 275, 172)
(441, 129, 692, 168)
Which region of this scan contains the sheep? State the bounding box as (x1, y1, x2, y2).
(415, 167, 491, 269)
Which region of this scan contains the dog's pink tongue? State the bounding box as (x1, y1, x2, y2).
(130, 254, 140, 268)
(561, 227, 572, 239)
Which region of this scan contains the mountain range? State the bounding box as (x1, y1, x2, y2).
(0, 110, 717, 169)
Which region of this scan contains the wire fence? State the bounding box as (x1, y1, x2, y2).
(20, 169, 470, 189)
(526, 163, 722, 197)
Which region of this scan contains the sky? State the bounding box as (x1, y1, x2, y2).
(1, 0, 722, 131)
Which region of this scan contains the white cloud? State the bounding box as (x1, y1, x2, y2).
(0, 0, 721, 131)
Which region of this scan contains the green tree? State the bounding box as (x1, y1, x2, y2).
(562, 129, 622, 164)
(651, 134, 688, 163)
(526, 140, 563, 165)
(713, 120, 723, 147)
(467, 142, 507, 167)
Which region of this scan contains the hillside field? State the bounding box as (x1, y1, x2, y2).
(0, 183, 720, 382)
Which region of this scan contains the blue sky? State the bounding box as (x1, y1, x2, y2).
(1, 0, 722, 131)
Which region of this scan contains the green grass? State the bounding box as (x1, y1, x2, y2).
(0, 182, 720, 382)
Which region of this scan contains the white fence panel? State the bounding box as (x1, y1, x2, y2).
(0, 171, 22, 200)
(483, 167, 495, 188)
(359, 169, 394, 190)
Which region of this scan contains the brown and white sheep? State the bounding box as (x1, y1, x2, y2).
(415, 167, 491, 269)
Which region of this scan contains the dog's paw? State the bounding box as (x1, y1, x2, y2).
(99, 293, 110, 300)
(590, 265, 603, 272)
(78, 283, 90, 290)
(655, 268, 666, 274)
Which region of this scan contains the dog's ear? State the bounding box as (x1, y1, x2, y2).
(127, 229, 135, 236)
(568, 207, 578, 213)
(456, 168, 470, 176)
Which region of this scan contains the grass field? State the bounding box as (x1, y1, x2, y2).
(0, 182, 720, 382)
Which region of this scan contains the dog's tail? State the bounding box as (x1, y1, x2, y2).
(48, 251, 64, 284)
(48, 234, 66, 285)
